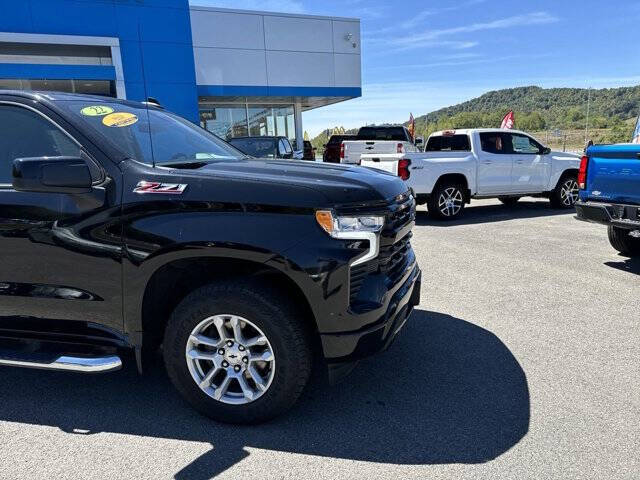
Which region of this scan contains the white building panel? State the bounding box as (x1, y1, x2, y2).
(266, 51, 334, 87)
(193, 47, 267, 86)
(190, 10, 264, 50)
(263, 16, 333, 53)
(333, 53, 361, 87)
(189, 7, 361, 91)
(332, 20, 361, 55)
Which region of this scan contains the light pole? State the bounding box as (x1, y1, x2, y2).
(584, 87, 591, 144)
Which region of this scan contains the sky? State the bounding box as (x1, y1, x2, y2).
(193, 0, 640, 137)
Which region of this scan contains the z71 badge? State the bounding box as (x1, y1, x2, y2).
(133, 181, 187, 194)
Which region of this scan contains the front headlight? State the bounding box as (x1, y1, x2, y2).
(315, 210, 384, 266)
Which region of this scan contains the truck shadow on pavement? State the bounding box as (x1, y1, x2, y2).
(0, 310, 530, 479)
(415, 201, 574, 227)
(605, 256, 640, 275)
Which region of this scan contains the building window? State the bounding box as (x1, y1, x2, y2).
(0, 79, 116, 96)
(201, 102, 296, 145)
(199, 105, 248, 140)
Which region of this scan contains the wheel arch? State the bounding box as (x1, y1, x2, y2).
(130, 251, 321, 360)
(434, 173, 471, 202)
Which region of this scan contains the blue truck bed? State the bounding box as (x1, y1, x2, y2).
(575, 143, 640, 257)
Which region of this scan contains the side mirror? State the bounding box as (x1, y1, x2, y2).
(542, 147, 551, 155)
(13, 156, 93, 194)
(414, 137, 423, 146)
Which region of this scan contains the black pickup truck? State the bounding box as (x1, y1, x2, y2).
(0, 91, 420, 424)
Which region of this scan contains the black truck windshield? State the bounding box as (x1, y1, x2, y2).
(58, 100, 245, 166)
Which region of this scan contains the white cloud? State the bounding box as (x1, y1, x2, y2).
(388, 11, 559, 48)
(189, 0, 304, 14)
(366, 0, 488, 36)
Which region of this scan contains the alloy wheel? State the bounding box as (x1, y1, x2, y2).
(185, 314, 275, 405)
(561, 179, 579, 206)
(438, 187, 464, 217)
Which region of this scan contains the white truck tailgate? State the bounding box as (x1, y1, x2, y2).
(360, 153, 404, 175)
(342, 141, 402, 164)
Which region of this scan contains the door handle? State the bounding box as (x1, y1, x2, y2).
(483, 160, 492, 165)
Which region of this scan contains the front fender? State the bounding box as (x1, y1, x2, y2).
(120, 203, 325, 337)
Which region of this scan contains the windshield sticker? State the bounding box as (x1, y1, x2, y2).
(102, 112, 138, 128)
(80, 105, 114, 116)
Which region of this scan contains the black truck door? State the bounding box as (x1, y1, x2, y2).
(0, 101, 123, 335)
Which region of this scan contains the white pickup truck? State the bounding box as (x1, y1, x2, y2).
(340, 125, 421, 164)
(360, 128, 581, 219)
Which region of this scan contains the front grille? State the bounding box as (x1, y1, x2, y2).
(347, 191, 416, 305)
(349, 232, 413, 305)
(386, 193, 414, 231)
(349, 262, 377, 303)
(379, 232, 412, 277)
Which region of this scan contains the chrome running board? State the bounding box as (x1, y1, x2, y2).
(0, 353, 122, 373)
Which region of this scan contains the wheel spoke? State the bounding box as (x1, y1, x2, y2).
(199, 366, 221, 388)
(213, 374, 232, 400)
(229, 316, 245, 344)
(187, 349, 218, 362)
(189, 334, 219, 347)
(250, 350, 274, 362)
(237, 374, 255, 401)
(248, 365, 267, 391)
(244, 335, 268, 347)
(213, 316, 228, 341)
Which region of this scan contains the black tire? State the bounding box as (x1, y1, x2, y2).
(427, 182, 466, 220)
(550, 172, 579, 209)
(498, 196, 521, 206)
(163, 280, 312, 424)
(608, 226, 640, 257)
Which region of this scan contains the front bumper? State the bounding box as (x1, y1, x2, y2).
(322, 264, 421, 381)
(575, 200, 640, 229)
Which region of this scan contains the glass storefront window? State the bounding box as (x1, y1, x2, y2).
(199, 105, 248, 140)
(0, 78, 115, 96)
(248, 106, 271, 137)
(200, 102, 297, 147)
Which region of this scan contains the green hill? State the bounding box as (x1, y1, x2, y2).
(311, 85, 640, 155)
(413, 85, 639, 143)
(419, 85, 640, 123)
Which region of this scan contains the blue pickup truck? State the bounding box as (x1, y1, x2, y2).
(575, 144, 640, 257)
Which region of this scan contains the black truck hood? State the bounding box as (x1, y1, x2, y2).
(164, 158, 408, 205)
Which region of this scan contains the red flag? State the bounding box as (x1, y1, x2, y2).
(501, 111, 515, 129)
(408, 113, 415, 140)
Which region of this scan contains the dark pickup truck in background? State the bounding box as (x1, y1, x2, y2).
(575, 144, 640, 256)
(322, 134, 355, 163)
(0, 91, 420, 424)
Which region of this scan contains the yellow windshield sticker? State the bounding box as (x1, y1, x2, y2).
(102, 112, 138, 127)
(80, 105, 114, 116)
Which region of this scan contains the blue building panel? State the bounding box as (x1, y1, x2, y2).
(1, 0, 199, 122)
(0, 1, 360, 126)
(115, 4, 194, 44)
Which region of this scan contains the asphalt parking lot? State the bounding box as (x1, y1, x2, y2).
(0, 198, 637, 480)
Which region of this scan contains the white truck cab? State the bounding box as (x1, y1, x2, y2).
(360, 128, 581, 219)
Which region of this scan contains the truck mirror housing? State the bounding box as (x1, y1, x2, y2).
(12, 156, 93, 194)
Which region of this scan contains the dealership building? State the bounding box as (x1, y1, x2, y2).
(0, 0, 362, 149)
